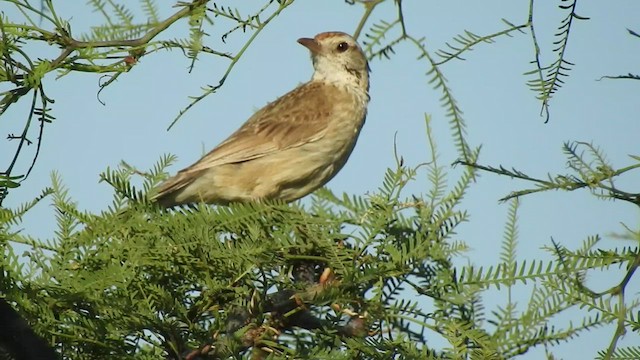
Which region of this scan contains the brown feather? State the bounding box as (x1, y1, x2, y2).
(153, 82, 340, 200)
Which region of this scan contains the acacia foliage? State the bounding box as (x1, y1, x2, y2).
(2, 130, 640, 359)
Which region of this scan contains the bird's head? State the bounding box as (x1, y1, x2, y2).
(298, 32, 369, 92)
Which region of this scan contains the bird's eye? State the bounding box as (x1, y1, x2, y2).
(336, 42, 350, 52)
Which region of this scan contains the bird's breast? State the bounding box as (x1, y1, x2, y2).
(327, 88, 367, 137)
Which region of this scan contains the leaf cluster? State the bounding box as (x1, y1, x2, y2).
(1, 126, 478, 358)
(2, 118, 639, 358)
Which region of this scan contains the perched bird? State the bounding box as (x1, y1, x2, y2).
(153, 31, 370, 207)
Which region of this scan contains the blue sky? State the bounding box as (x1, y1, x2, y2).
(3, 1, 640, 358)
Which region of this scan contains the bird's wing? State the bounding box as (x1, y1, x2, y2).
(153, 82, 340, 201)
(181, 81, 336, 175)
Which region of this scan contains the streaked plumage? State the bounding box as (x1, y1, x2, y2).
(153, 31, 370, 207)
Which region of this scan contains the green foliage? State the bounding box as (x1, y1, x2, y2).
(1, 125, 479, 358)
(3, 115, 640, 358)
(525, 0, 589, 122)
(458, 141, 640, 204)
(458, 140, 640, 359)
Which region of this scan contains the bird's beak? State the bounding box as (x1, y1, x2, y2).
(297, 37, 321, 54)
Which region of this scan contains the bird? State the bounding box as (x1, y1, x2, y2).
(152, 31, 370, 207)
